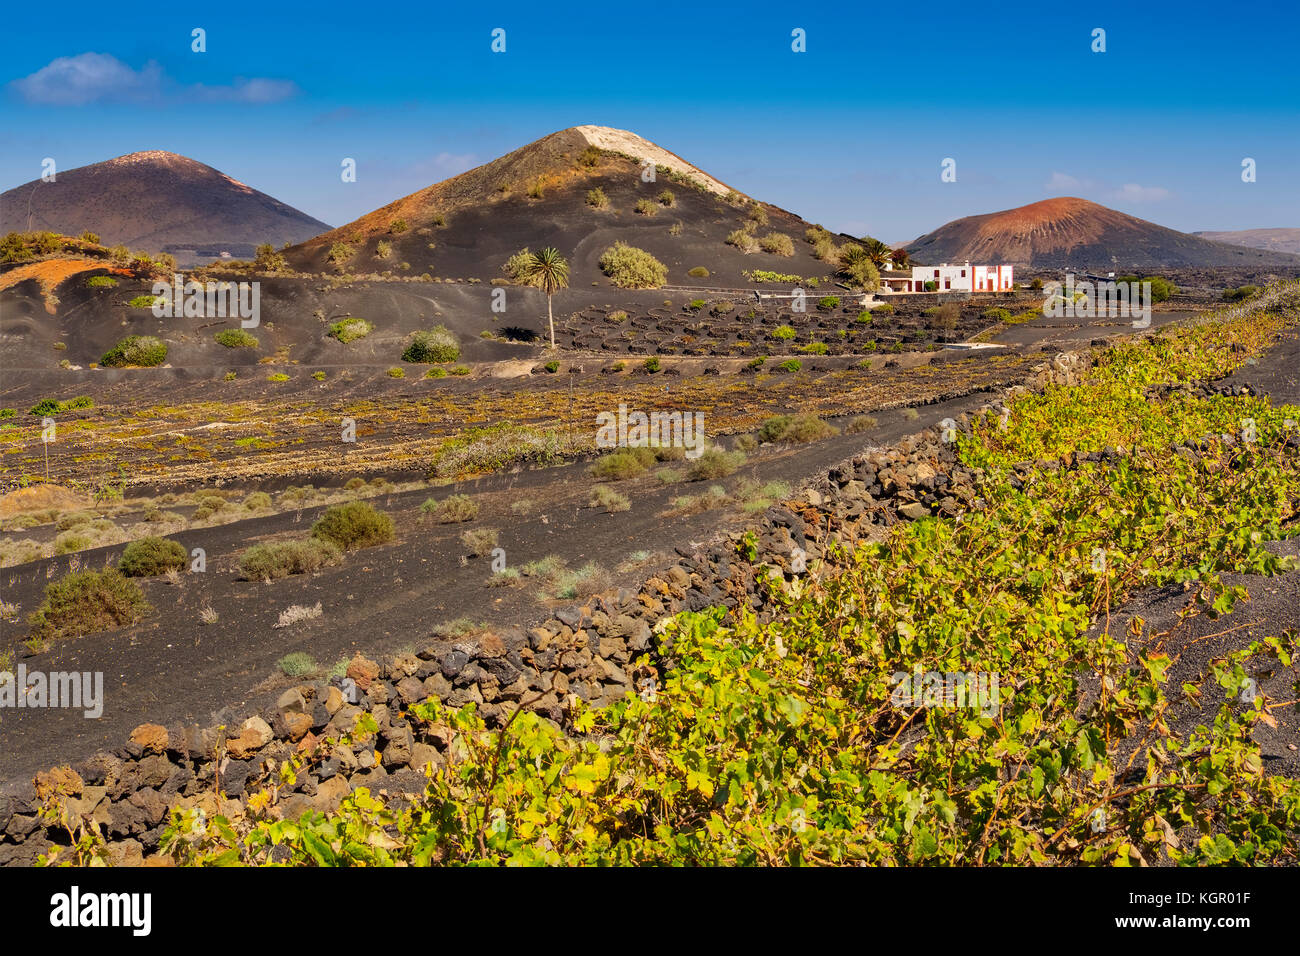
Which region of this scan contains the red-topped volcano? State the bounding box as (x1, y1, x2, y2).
(0, 151, 330, 262)
(905, 197, 1300, 270)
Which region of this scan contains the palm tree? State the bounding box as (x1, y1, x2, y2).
(836, 243, 881, 291)
(863, 237, 894, 269)
(518, 247, 570, 350)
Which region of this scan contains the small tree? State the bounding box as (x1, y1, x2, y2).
(517, 247, 570, 349)
(255, 242, 287, 272)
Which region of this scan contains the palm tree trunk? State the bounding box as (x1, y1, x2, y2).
(547, 295, 555, 350)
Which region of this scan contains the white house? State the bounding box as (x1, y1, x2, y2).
(879, 262, 1014, 293)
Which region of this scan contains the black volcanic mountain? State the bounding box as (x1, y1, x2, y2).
(285, 126, 841, 286)
(0, 151, 330, 261)
(905, 197, 1300, 271)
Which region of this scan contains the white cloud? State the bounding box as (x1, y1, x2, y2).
(192, 78, 298, 104)
(1045, 171, 1085, 191)
(1110, 183, 1172, 203)
(12, 53, 162, 105)
(1044, 171, 1172, 204)
(11, 53, 296, 106)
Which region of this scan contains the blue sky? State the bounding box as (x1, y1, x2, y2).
(1, 0, 1296, 244)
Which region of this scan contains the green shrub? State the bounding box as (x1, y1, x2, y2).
(845, 415, 878, 433)
(982, 307, 1012, 322)
(634, 198, 658, 217)
(800, 342, 829, 355)
(54, 532, 94, 554)
(688, 267, 709, 278)
(422, 494, 479, 523)
(238, 538, 343, 581)
(101, 335, 166, 367)
(543, 361, 560, 373)
(243, 491, 273, 510)
(726, 229, 759, 253)
(278, 653, 319, 677)
(267, 373, 290, 382)
(311, 501, 395, 550)
(771, 325, 797, 341)
(327, 318, 374, 343)
(590, 485, 631, 512)
(586, 187, 609, 209)
(599, 242, 667, 289)
(502, 247, 533, 281)
(128, 295, 159, 308)
(118, 536, 187, 576)
(657, 189, 675, 207)
(686, 448, 746, 480)
(28, 395, 60, 416)
(460, 527, 499, 558)
(86, 275, 117, 288)
(643, 356, 661, 373)
(425, 367, 447, 379)
(312, 371, 326, 380)
(816, 296, 840, 311)
(776, 359, 802, 373)
(387, 367, 405, 378)
(591, 446, 655, 480)
(429, 423, 562, 479)
(403, 325, 460, 363)
(758, 413, 838, 444)
(27, 569, 150, 644)
(746, 203, 769, 226)
(215, 329, 259, 348)
(1120, 276, 1177, 302)
(759, 233, 794, 256)
(327, 242, 355, 267)
(873, 303, 894, 314)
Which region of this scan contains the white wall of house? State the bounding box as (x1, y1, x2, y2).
(886, 262, 1014, 292)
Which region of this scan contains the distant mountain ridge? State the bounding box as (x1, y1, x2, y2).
(1192, 228, 1300, 256)
(0, 151, 330, 263)
(905, 197, 1300, 270)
